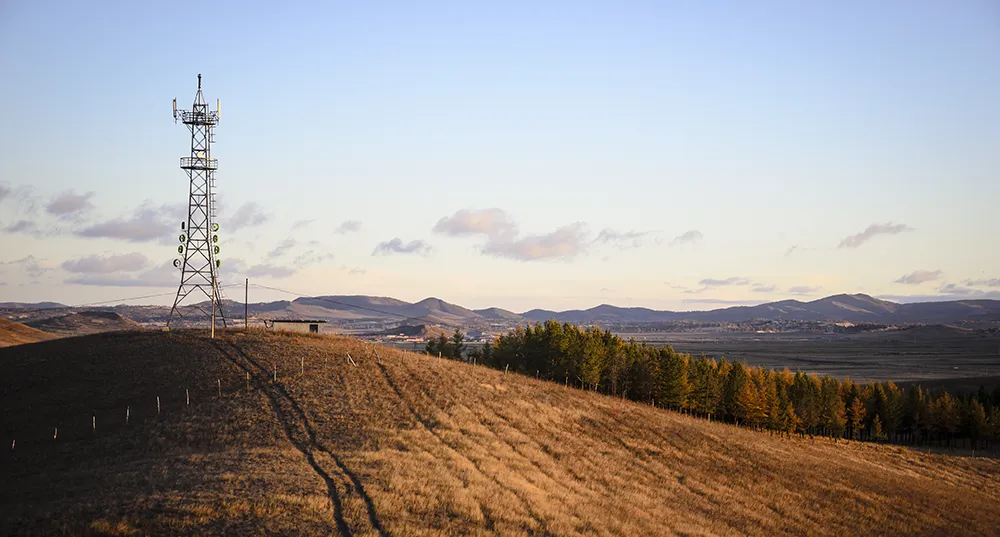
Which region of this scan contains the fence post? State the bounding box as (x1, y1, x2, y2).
(273, 364, 277, 382)
(300, 356, 304, 375)
(246, 371, 250, 391)
(126, 406, 130, 425)
(92, 415, 96, 433)
(186, 389, 190, 406)
(218, 379, 222, 397)
(53, 427, 58, 440)
(157, 396, 160, 415)
(11, 439, 15, 452)
(505, 364, 509, 376)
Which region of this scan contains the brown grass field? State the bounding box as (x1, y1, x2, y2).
(0, 318, 57, 348)
(2, 329, 999, 536)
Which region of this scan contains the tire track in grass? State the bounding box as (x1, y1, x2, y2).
(207, 339, 354, 536)
(374, 355, 550, 535)
(221, 339, 390, 537)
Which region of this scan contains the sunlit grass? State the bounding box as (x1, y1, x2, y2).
(1, 329, 997, 535)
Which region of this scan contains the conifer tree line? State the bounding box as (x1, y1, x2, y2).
(440, 321, 1000, 449)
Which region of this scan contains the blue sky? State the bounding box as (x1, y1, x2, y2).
(1, 1, 998, 311)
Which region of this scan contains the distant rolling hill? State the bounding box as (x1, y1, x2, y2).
(230, 293, 1000, 327)
(0, 319, 57, 348)
(0, 302, 67, 310)
(24, 311, 143, 337)
(1, 329, 997, 535)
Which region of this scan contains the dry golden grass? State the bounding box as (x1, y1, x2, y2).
(2, 329, 998, 536)
(0, 318, 57, 348)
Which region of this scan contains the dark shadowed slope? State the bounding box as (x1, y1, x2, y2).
(2, 330, 998, 536)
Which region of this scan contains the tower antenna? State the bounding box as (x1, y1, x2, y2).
(168, 74, 226, 330)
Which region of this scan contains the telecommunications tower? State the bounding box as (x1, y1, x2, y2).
(168, 74, 226, 329)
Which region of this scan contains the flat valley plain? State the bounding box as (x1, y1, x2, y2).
(615, 328, 1000, 384)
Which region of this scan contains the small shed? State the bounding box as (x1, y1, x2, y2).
(269, 319, 327, 334)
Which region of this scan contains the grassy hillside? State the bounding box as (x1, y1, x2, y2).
(0, 319, 57, 348)
(2, 330, 998, 536)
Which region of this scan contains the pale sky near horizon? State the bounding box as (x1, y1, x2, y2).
(1, 1, 998, 312)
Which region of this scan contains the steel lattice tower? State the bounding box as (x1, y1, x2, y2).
(168, 74, 226, 329)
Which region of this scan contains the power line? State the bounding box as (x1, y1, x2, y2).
(72, 292, 177, 308)
(248, 283, 460, 329)
(69, 284, 243, 309)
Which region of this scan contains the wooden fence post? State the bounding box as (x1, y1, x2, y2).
(186, 389, 190, 406)
(92, 415, 96, 433)
(157, 396, 160, 415)
(246, 372, 250, 391)
(217, 379, 222, 397)
(126, 406, 130, 425)
(300, 356, 304, 375)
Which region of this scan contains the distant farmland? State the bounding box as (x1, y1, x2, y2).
(2, 330, 998, 535)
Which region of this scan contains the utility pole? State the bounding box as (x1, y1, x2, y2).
(245, 278, 249, 331)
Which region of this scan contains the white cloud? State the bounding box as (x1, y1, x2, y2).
(373, 238, 432, 256)
(838, 222, 913, 248)
(335, 220, 362, 234)
(670, 230, 703, 246)
(433, 208, 517, 238)
(228, 202, 269, 230)
(77, 201, 181, 243)
(788, 285, 822, 295)
(46, 191, 94, 220)
(895, 269, 943, 285)
(483, 223, 588, 261)
(594, 228, 651, 249)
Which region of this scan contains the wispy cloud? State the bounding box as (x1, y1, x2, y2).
(788, 285, 822, 295)
(3, 219, 42, 236)
(966, 278, 1000, 288)
(247, 263, 296, 278)
(65, 260, 176, 287)
(228, 202, 269, 230)
(293, 250, 335, 266)
(594, 228, 651, 249)
(0, 255, 50, 278)
(670, 230, 703, 246)
(46, 190, 94, 220)
(681, 298, 766, 306)
(0, 183, 10, 202)
(61, 253, 149, 274)
(373, 238, 432, 256)
(77, 202, 181, 243)
(838, 222, 912, 248)
(895, 269, 942, 285)
(684, 276, 751, 294)
(752, 284, 777, 293)
(336, 220, 362, 234)
(291, 219, 314, 231)
(267, 238, 297, 259)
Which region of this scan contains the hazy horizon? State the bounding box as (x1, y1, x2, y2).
(2, 2, 998, 312)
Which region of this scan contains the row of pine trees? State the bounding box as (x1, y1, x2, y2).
(447, 321, 1000, 449)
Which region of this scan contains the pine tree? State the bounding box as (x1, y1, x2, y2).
(657, 347, 689, 409)
(966, 400, 988, 449)
(449, 329, 466, 360)
(848, 397, 866, 441)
